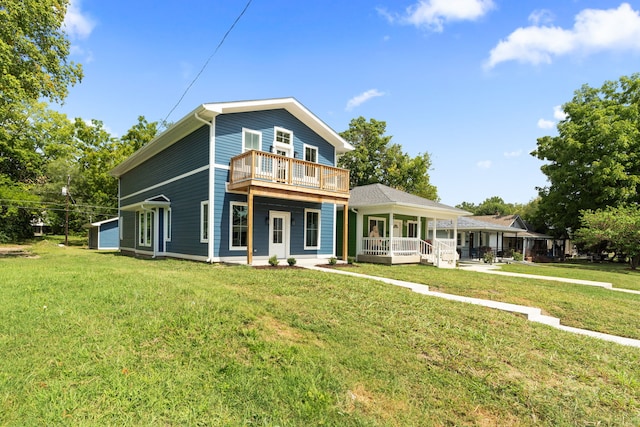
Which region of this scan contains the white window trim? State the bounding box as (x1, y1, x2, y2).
(368, 216, 387, 237)
(200, 201, 209, 243)
(304, 208, 321, 250)
(242, 128, 262, 152)
(138, 210, 152, 247)
(407, 220, 419, 238)
(164, 208, 172, 242)
(273, 126, 293, 157)
(303, 144, 318, 163)
(229, 201, 248, 251)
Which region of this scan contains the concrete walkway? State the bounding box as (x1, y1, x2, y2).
(303, 265, 640, 349)
(460, 262, 640, 295)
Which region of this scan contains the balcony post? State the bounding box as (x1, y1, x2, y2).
(247, 189, 254, 265)
(250, 151, 256, 180)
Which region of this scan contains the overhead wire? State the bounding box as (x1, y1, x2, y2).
(162, 0, 253, 124)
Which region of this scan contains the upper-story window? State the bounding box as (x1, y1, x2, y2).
(273, 126, 293, 157)
(275, 127, 292, 145)
(243, 128, 261, 152)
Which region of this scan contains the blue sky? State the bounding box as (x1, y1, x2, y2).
(59, 0, 640, 206)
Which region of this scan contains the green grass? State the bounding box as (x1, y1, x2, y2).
(1, 243, 639, 425)
(499, 260, 640, 291)
(338, 263, 640, 340)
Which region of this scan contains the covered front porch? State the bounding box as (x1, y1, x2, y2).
(338, 184, 471, 268)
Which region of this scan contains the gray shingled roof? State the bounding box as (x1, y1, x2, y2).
(349, 183, 470, 215)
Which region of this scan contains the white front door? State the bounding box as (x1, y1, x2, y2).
(393, 220, 403, 238)
(269, 211, 289, 259)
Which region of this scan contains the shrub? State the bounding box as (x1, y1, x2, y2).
(512, 251, 524, 261)
(268, 255, 279, 266)
(287, 257, 296, 266)
(328, 257, 337, 265)
(483, 250, 495, 264)
(347, 256, 356, 265)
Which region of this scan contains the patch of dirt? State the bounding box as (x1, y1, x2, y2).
(0, 246, 38, 258)
(253, 265, 305, 269)
(316, 263, 359, 269)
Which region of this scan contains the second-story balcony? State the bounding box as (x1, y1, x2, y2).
(228, 150, 350, 203)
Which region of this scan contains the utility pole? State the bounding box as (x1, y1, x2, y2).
(63, 175, 70, 246)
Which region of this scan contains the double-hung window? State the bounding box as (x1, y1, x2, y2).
(303, 144, 318, 179)
(304, 209, 320, 249)
(230, 202, 248, 250)
(243, 128, 261, 152)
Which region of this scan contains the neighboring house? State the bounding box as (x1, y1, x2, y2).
(337, 184, 471, 268)
(434, 214, 553, 260)
(87, 217, 119, 250)
(110, 98, 353, 264)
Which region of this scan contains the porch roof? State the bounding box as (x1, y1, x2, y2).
(432, 217, 518, 233)
(349, 184, 471, 218)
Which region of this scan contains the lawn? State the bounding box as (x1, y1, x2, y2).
(1, 242, 639, 426)
(336, 262, 640, 341)
(499, 260, 640, 291)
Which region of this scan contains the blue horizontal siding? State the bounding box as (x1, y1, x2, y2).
(119, 170, 209, 257)
(120, 125, 209, 198)
(215, 109, 336, 167)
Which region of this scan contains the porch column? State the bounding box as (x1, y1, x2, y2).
(432, 217, 437, 241)
(247, 189, 254, 265)
(453, 218, 458, 242)
(355, 210, 363, 257)
(389, 211, 394, 256)
(342, 203, 348, 261)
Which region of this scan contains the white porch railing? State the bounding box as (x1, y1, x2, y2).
(360, 237, 457, 268)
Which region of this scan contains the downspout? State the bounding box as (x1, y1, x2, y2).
(194, 111, 215, 263)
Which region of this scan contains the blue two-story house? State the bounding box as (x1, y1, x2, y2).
(110, 98, 353, 264)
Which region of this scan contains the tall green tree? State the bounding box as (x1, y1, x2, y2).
(0, 0, 82, 180)
(338, 117, 438, 200)
(532, 74, 640, 236)
(0, 0, 82, 240)
(574, 205, 640, 270)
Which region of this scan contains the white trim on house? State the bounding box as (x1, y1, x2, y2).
(304, 208, 321, 250)
(229, 201, 248, 251)
(164, 208, 172, 242)
(120, 165, 209, 202)
(242, 128, 262, 152)
(200, 201, 209, 243)
(273, 126, 294, 157)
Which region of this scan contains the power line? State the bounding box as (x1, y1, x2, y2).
(163, 0, 253, 124)
(0, 199, 119, 211)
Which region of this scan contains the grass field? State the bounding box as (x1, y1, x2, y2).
(339, 262, 640, 340)
(1, 242, 639, 425)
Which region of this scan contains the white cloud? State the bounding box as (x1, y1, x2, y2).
(504, 150, 522, 158)
(477, 160, 492, 169)
(528, 9, 554, 26)
(485, 3, 640, 69)
(380, 0, 495, 32)
(553, 105, 567, 121)
(63, 0, 96, 39)
(345, 89, 385, 111)
(537, 118, 555, 129)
